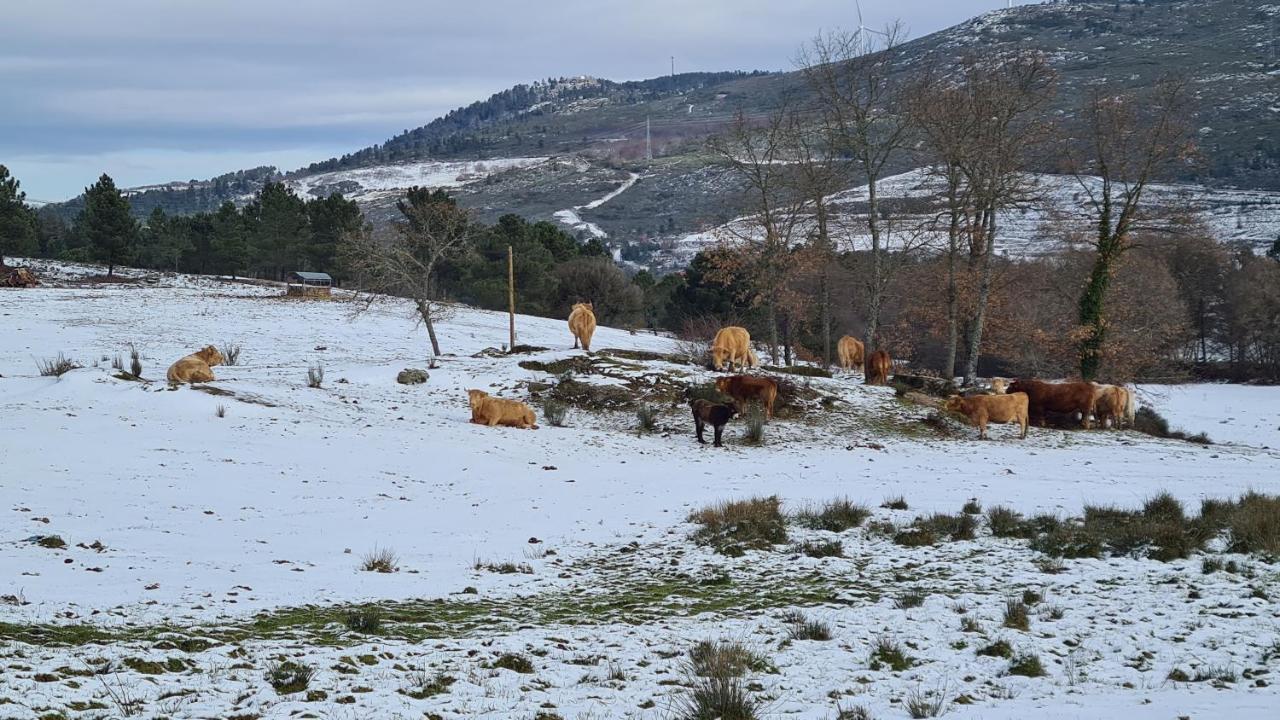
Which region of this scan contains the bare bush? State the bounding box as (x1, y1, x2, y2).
(306, 363, 324, 388)
(37, 353, 81, 377)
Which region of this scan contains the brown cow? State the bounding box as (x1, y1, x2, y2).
(865, 350, 891, 386)
(467, 389, 539, 429)
(944, 392, 1029, 440)
(690, 398, 737, 447)
(715, 375, 778, 419)
(568, 302, 596, 352)
(1007, 379, 1098, 429)
(837, 335, 864, 372)
(1093, 384, 1136, 429)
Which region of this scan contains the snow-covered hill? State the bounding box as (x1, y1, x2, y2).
(1, 265, 1278, 719)
(284, 156, 549, 204)
(667, 168, 1280, 270)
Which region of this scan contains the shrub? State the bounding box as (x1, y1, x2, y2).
(1133, 406, 1212, 444)
(795, 540, 844, 558)
(1021, 589, 1042, 606)
(895, 589, 927, 610)
(37, 353, 81, 377)
(265, 660, 314, 694)
(960, 616, 982, 633)
(360, 547, 398, 573)
(221, 343, 242, 366)
(1035, 556, 1067, 574)
(128, 344, 142, 378)
(977, 639, 1013, 658)
(36, 535, 66, 549)
(635, 404, 660, 434)
(916, 513, 977, 541)
(474, 559, 534, 574)
(794, 498, 870, 532)
(869, 636, 913, 671)
(689, 496, 787, 554)
(893, 528, 937, 547)
(741, 404, 766, 445)
(307, 363, 324, 388)
(836, 704, 875, 720)
(674, 674, 760, 720)
(962, 499, 982, 515)
(786, 615, 832, 641)
(986, 505, 1026, 538)
(903, 685, 948, 719)
(1003, 600, 1030, 631)
(215, 404, 226, 418)
(1224, 492, 1280, 555)
(111, 353, 124, 371)
(343, 607, 382, 633)
(543, 400, 568, 427)
(881, 496, 909, 511)
(688, 640, 770, 677)
(492, 653, 534, 674)
(1006, 652, 1047, 677)
(401, 670, 454, 699)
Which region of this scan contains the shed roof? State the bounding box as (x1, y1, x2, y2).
(288, 271, 332, 282)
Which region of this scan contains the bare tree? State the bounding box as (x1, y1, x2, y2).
(954, 51, 1056, 384)
(798, 24, 912, 355)
(341, 188, 476, 357)
(905, 63, 978, 380)
(1069, 77, 1196, 379)
(706, 107, 811, 363)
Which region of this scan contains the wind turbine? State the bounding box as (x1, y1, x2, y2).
(854, 0, 889, 39)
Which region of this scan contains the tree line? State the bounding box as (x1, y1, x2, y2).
(1, 168, 363, 280)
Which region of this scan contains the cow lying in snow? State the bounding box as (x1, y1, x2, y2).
(715, 375, 778, 419)
(944, 392, 1029, 440)
(467, 389, 538, 429)
(690, 398, 737, 447)
(1007, 379, 1097, 429)
(167, 345, 225, 384)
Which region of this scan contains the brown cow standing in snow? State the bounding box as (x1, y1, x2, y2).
(865, 350, 892, 386)
(715, 375, 778, 419)
(837, 335, 865, 373)
(1008, 379, 1098, 429)
(568, 302, 596, 352)
(944, 392, 1030, 440)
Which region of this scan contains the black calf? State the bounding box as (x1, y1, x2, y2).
(690, 398, 736, 447)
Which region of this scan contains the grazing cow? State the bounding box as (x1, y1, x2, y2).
(837, 335, 865, 372)
(690, 398, 737, 447)
(1094, 384, 1136, 429)
(467, 389, 539, 429)
(167, 345, 225, 384)
(865, 350, 892, 386)
(991, 378, 1007, 394)
(710, 326, 753, 372)
(715, 375, 778, 419)
(568, 302, 596, 352)
(1007, 379, 1098, 429)
(944, 392, 1029, 440)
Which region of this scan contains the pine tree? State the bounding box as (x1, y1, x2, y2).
(248, 182, 308, 279)
(0, 164, 38, 264)
(78, 174, 138, 276)
(212, 201, 248, 277)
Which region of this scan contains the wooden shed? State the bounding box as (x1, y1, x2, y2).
(285, 271, 332, 298)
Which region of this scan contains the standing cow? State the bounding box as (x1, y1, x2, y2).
(837, 335, 865, 372)
(715, 375, 778, 419)
(865, 350, 892, 386)
(944, 392, 1029, 440)
(568, 302, 596, 352)
(710, 326, 754, 372)
(1008, 379, 1098, 430)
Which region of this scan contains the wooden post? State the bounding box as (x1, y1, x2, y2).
(507, 245, 516, 351)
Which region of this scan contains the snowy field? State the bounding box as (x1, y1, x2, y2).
(1, 264, 1278, 719)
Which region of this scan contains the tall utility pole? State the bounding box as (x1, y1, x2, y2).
(507, 245, 516, 351)
(670, 56, 674, 78)
(645, 116, 652, 161)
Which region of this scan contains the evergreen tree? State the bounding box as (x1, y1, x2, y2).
(1269, 234, 1280, 263)
(0, 164, 38, 263)
(305, 193, 362, 278)
(248, 182, 308, 279)
(211, 201, 248, 277)
(35, 207, 67, 258)
(77, 174, 137, 276)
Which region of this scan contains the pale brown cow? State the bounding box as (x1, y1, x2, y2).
(568, 302, 596, 352)
(944, 392, 1029, 440)
(715, 375, 778, 419)
(837, 335, 865, 372)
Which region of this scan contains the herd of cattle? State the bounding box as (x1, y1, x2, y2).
(162, 305, 1137, 444)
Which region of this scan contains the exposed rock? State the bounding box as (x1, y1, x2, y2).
(397, 368, 429, 385)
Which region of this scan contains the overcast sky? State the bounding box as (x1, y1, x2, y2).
(2, 0, 1034, 201)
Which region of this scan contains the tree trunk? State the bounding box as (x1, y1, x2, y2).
(417, 299, 443, 357)
(820, 270, 832, 367)
(767, 302, 780, 365)
(963, 209, 997, 385)
(943, 204, 960, 380)
(863, 176, 882, 352)
(1077, 248, 1117, 380)
(781, 313, 793, 366)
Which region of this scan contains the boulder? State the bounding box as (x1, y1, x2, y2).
(397, 368, 429, 385)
